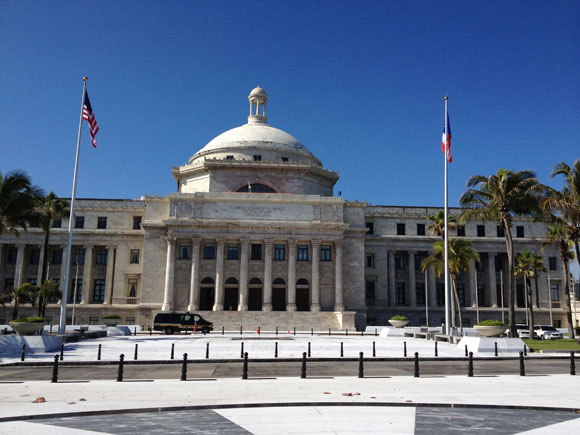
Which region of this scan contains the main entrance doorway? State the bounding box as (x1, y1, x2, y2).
(272, 278, 286, 311)
(296, 278, 310, 311)
(224, 277, 239, 311)
(200, 277, 215, 310)
(248, 277, 263, 311)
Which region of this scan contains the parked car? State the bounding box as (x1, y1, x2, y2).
(534, 325, 563, 340)
(153, 312, 213, 335)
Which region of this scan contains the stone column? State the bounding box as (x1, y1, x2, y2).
(287, 239, 297, 312)
(162, 238, 176, 311)
(188, 238, 201, 311)
(81, 245, 93, 304)
(408, 251, 416, 307)
(388, 251, 395, 306)
(428, 265, 437, 307)
(238, 239, 249, 311)
(103, 245, 116, 305)
(263, 239, 273, 312)
(488, 253, 497, 307)
(334, 239, 344, 312)
(469, 260, 477, 307)
(311, 240, 321, 312)
(36, 245, 45, 284)
(213, 239, 225, 311)
(14, 243, 25, 288)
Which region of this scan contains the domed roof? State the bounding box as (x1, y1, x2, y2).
(249, 86, 267, 99)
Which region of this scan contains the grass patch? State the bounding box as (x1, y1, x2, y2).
(523, 338, 580, 351)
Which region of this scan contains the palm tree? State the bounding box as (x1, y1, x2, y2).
(0, 283, 38, 319)
(422, 238, 480, 335)
(459, 169, 542, 337)
(514, 250, 538, 336)
(37, 280, 61, 317)
(428, 210, 457, 239)
(0, 170, 43, 240)
(543, 218, 576, 339)
(529, 252, 546, 309)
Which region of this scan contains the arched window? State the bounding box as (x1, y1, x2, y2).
(237, 183, 276, 193)
(201, 277, 214, 285)
(249, 277, 262, 285)
(296, 278, 309, 286)
(273, 278, 286, 285)
(225, 277, 239, 285)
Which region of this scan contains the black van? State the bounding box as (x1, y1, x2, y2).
(153, 312, 213, 335)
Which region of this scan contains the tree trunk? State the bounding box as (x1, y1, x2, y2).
(452, 278, 463, 336)
(561, 246, 575, 339)
(526, 276, 534, 338)
(450, 281, 456, 331)
(533, 274, 540, 309)
(502, 218, 517, 337)
(38, 226, 51, 316)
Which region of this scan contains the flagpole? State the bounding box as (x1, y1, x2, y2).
(444, 96, 451, 335)
(59, 77, 87, 335)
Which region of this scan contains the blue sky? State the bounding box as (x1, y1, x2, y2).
(1, 1, 578, 209)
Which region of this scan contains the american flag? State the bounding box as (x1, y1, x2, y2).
(441, 111, 452, 163)
(82, 89, 99, 148)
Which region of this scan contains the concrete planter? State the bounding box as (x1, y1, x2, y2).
(474, 325, 505, 337)
(388, 319, 409, 328)
(103, 318, 121, 327)
(9, 321, 44, 336)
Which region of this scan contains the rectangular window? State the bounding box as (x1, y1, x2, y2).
(29, 248, 40, 265)
(6, 248, 17, 264)
(95, 249, 108, 265)
(97, 216, 107, 229)
(415, 253, 426, 271)
(204, 243, 215, 260)
(457, 225, 465, 237)
(395, 254, 405, 270)
(125, 317, 136, 325)
(321, 245, 331, 261)
(475, 261, 483, 272)
(227, 244, 239, 260)
(477, 284, 485, 306)
(69, 279, 83, 303)
(73, 248, 85, 265)
(178, 243, 191, 259)
(417, 224, 426, 236)
(397, 223, 406, 235)
(93, 279, 106, 303)
(550, 283, 559, 302)
(395, 282, 406, 305)
(297, 245, 308, 261)
(477, 225, 485, 237)
(436, 283, 444, 306)
(274, 244, 285, 261)
(365, 280, 376, 300)
(132, 216, 142, 230)
(253, 154, 262, 161)
(225, 155, 234, 160)
(365, 223, 374, 235)
(250, 244, 262, 260)
(549, 257, 557, 271)
(130, 249, 140, 264)
(89, 317, 99, 325)
(52, 218, 62, 228)
(516, 226, 525, 238)
(457, 283, 465, 305)
(366, 253, 375, 268)
(128, 278, 138, 297)
(51, 249, 63, 265)
(75, 216, 84, 229)
(416, 282, 426, 305)
(496, 225, 504, 237)
(516, 284, 525, 307)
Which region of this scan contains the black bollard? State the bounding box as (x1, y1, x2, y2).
(134, 343, 138, 360)
(50, 324, 53, 334)
(117, 354, 125, 382)
(373, 341, 376, 357)
(51, 354, 59, 383)
(414, 352, 420, 378)
(468, 352, 474, 377)
(293, 327, 296, 336)
(329, 328, 331, 336)
(359, 352, 364, 378)
(340, 342, 344, 357)
(240, 325, 243, 335)
(240, 342, 244, 358)
(206, 342, 209, 359)
(275, 342, 278, 358)
(375, 328, 377, 337)
(181, 353, 188, 381)
(60, 343, 64, 361)
(242, 352, 248, 379)
(134, 327, 137, 336)
(149, 327, 152, 336)
(523, 345, 527, 357)
(222, 326, 224, 335)
(404, 341, 407, 357)
(308, 342, 311, 357)
(276, 326, 278, 336)
(346, 329, 348, 336)
(570, 351, 576, 376)
(361, 330, 364, 337)
(495, 342, 498, 357)
(311, 328, 313, 336)
(258, 326, 261, 335)
(301, 352, 307, 379)
(97, 344, 102, 361)
(435, 341, 438, 357)
(465, 345, 468, 357)
(171, 343, 175, 360)
(519, 351, 525, 376)
(21, 344, 25, 362)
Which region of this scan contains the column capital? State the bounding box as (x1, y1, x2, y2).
(264, 239, 274, 248)
(311, 239, 322, 248)
(335, 239, 344, 249)
(288, 239, 298, 248)
(166, 237, 176, 247)
(191, 237, 201, 247)
(240, 238, 250, 247)
(106, 244, 117, 250)
(216, 238, 226, 247)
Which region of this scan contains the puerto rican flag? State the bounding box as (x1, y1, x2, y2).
(441, 112, 452, 163)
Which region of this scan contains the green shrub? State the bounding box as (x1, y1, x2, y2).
(476, 319, 506, 327)
(103, 314, 121, 319)
(12, 316, 44, 323)
(390, 315, 408, 321)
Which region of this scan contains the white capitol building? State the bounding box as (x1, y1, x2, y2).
(0, 87, 568, 330)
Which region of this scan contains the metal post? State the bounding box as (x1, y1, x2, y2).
(134, 343, 138, 360)
(275, 342, 278, 358)
(414, 352, 420, 377)
(465, 345, 468, 357)
(346, 329, 348, 336)
(293, 327, 296, 336)
(570, 351, 576, 376)
(97, 344, 102, 361)
(180, 353, 188, 381)
(375, 328, 377, 337)
(308, 342, 311, 357)
(149, 327, 152, 336)
(329, 328, 331, 336)
(361, 330, 364, 337)
(404, 341, 407, 357)
(358, 352, 364, 378)
(240, 325, 242, 335)
(51, 354, 59, 383)
(60, 343, 64, 361)
(171, 343, 175, 360)
(425, 268, 429, 326)
(205, 342, 209, 359)
(500, 269, 505, 323)
(276, 326, 278, 335)
(240, 342, 244, 358)
(475, 264, 480, 325)
(340, 342, 344, 357)
(435, 341, 438, 357)
(21, 344, 25, 362)
(117, 354, 124, 382)
(523, 344, 527, 357)
(242, 352, 248, 379)
(311, 328, 313, 336)
(258, 326, 260, 335)
(71, 262, 79, 326)
(301, 352, 307, 379)
(519, 351, 525, 376)
(222, 326, 224, 335)
(373, 341, 376, 357)
(468, 351, 473, 377)
(495, 342, 498, 357)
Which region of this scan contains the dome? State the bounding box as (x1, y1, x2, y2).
(249, 86, 268, 100)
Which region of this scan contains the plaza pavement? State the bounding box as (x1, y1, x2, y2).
(1, 330, 579, 434)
